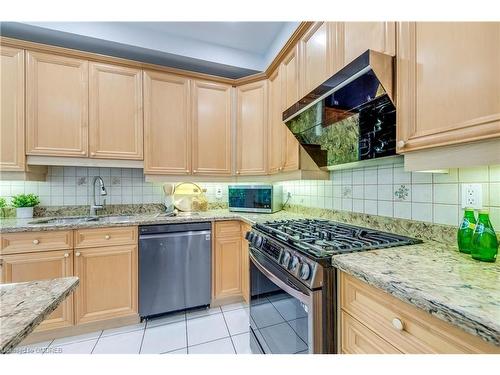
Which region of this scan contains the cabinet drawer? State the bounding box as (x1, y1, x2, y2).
(340, 272, 500, 354)
(215, 221, 241, 238)
(75, 226, 137, 249)
(341, 312, 400, 354)
(0, 231, 73, 255)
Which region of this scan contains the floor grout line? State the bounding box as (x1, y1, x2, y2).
(90, 330, 104, 354)
(138, 326, 147, 354)
(184, 311, 189, 354)
(220, 308, 237, 354)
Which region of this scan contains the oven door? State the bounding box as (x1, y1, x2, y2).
(249, 246, 321, 354)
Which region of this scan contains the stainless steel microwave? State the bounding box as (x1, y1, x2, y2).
(228, 185, 283, 213)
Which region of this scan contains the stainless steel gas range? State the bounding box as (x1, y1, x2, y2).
(246, 219, 421, 354)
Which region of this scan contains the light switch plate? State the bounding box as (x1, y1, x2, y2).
(461, 183, 482, 209)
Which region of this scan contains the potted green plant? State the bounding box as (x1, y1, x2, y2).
(0, 197, 6, 218)
(11, 194, 40, 219)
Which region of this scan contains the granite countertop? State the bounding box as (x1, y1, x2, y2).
(1, 207, 499, 347)
(332, 241, 500, 346)
(0, 209, 305, 233)
(0, 277, 79, 354)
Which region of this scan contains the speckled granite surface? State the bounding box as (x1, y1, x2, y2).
(332, 242, 500, 346)
(0, 209, 302, 233)
(0, 277, 79, 354)
(1, 205, 499, 346)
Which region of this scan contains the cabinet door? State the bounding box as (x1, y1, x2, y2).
(0, 250, 74, 331)
(144, 71, 191, 174)
(89, 63, 143, 160)
(240, 223, 251, 304)
(300, 22, 334, 96)
(268, 69, 285, 174)
(74, 244, 137, 324)
(0, 46, 24, 171)
(26, 51, 88, 157)
(282, 45, 300, 110)
(214, 236, 242, 300)
(192, 80, 232, 175)
(397, 22, 500, 153)
(340, 22, 396, 68)
(237, 80, 268, 175)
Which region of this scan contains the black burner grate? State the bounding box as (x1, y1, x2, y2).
(255, 219, 421, 258)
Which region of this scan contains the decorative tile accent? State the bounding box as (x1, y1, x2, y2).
(394, 184, 410, 201)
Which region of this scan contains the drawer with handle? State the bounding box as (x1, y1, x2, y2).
(0, 231, 73, 255)
(74, 226, 137, 248)
(340, 272, 499, 354)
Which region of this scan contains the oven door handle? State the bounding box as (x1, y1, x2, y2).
(249, 249, 312, 305)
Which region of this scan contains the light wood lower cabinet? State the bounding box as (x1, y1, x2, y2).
(213, 221, 247, 304)
(0, 46, 25, 172)
(74, 244, 138, 324)
(240, 223, 251, 304)
(0, 250, 74, 332)
(89, 62, 143, 160)
(339, 271, 500, 354)
(0, 227, 138, 339)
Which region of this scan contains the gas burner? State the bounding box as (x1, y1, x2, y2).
(254, 219, 421, 260)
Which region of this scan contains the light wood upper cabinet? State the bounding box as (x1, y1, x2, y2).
(0, 250, 74, 331)
(237, 80, 268, 175)
(338, 22, 396, 68)
(192, 80, 233, 175)
(144, 71, 191, 174)
(299, 22, 335, 96)
(0, 47, 25, 171)
(74, 243, 138, 325)
(268, 69, 285, 174)
(282, 45, 300, 110)
(397, 22, 500, 153)
(89, 63, 143, 160)
(26, 51, 88, 157)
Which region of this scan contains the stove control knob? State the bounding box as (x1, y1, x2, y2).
(299, 263, 311, 281)
(245, 231, 252, 241)
(289, 256, 300, 271)
(281, 251, 291, 268)
(254, 235, 263, 248)
(247, 232, 255, 243)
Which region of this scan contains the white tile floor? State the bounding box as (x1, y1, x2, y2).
(14, 302, 251, 355)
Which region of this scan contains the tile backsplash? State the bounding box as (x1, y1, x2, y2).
(277, 163, 500, 229)
(1, 163, 499, 230)
(0, 167, 229, 206)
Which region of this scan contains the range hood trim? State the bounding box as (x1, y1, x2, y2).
(282, 50, 394, 123)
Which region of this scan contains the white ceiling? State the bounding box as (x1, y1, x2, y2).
(8, 22, 299, 75)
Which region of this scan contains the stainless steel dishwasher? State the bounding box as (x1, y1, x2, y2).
(139, 222, 211, 318)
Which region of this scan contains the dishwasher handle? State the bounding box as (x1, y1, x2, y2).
(139, 230, 211, 240)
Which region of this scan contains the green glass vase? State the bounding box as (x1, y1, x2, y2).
(457, 208, 476, 254)
(471, 210, 498, 262)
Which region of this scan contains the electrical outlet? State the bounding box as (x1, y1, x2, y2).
(215, 186, 223, 199)
(461, 183, 482, 209)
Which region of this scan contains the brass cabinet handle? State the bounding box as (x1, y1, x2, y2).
(392, 317, 404, 331)
(105, 235, 110, 240)
(64, 253, 69, 258)
(397, 140, 406, 148)
(76, 252, 81, 257)
(32, 239, 39, 245)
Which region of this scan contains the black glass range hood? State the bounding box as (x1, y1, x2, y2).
(283, 50, 396, 168)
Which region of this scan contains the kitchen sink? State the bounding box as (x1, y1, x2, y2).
(95, 215, 138, 223)
(29, 216, 99, 225)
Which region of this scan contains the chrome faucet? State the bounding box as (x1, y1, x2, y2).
(90, 176, 107, 216)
